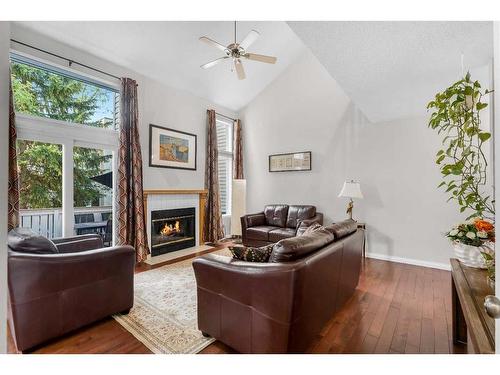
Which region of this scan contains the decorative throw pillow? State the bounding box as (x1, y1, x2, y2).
(228, 244, 274, 262)
(7, 227, 58, 254)
(297, 222, 323, 236)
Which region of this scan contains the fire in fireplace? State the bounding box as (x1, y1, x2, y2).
(151, 207, 196, 256)
(160, 220, 181, 236)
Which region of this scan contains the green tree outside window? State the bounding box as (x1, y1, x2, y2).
(12, 61, 116, 209)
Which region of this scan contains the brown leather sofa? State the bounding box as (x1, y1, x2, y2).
(241, 204, 323, 247)
(193, 219, 363, 353)
(7, 233, 135, 352)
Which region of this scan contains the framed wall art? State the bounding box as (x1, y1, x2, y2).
(149, 124, 197, 170)
(269, 151, 312, 172)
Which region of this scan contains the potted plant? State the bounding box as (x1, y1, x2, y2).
(446, 217, 494, 269)
(428, 72, 495, 278)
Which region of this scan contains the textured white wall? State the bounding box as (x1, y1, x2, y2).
(139, 78, 236, 190)
(0, 21, 11, 354)
(241, 49, 492, 269)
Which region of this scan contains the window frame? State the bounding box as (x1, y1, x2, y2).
(11, 50, 120, 243)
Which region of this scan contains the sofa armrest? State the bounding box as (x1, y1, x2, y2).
(241, 212, 266, 229)
(240, 212, 265, 244)
(52, 234, 102, 244)
(8, 245, 135, 305)
(193, 254, 299, 324)
(53, 234, 104, 253)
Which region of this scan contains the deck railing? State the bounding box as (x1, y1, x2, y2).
(20, 206, 112, 239)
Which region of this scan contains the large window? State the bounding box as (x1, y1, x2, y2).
(216, 115, 234, 216)
(11, 54, 119, 129)
(11, 52, 120, 245)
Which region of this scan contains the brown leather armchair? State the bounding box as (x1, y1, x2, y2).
(193, 222, 363, 353)
(8, 233, 135, 352)
(240, 205, 323, 247)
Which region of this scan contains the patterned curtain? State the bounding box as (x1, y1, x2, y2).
(8, 74, 20, 232)
(204, 109, 224, 243)
(233, 119, 244, 179)
(117, 78, 149, 263)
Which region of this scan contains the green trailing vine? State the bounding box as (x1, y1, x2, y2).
(427, 72, 494, 219)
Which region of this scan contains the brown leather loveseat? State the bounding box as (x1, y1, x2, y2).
(241, 204, 323, 247)
(193, 219, 363, 353)
(7, 232, 135, 352)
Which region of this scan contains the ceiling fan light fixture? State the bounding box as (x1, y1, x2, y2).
(199, 21, 277, 80)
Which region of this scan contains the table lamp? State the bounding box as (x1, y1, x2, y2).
(338, 180, 363, 220)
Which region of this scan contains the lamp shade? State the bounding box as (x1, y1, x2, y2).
(231, 179, 246, 236)
(338, 180, 363, 199)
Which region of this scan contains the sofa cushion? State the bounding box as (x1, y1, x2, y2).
(268, 227, 296, 243)
(264, 205, 289, 227)
(269, 227, 334, 263)
(246, 226, 277, 241)
(229, 244, 274, 262)
(326, 219, 358, 239)
(286, 205, 316, 228)
(297, 222, 323, 237)
(7, 227, 58, 254)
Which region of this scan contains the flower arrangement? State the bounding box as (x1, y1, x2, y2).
(481, 252, 495, 287)
(447, 217, 495, 246)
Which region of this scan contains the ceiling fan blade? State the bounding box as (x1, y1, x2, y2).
(239, 30, 260, 50)
(200, 56, 229, 69)
(243, 53, 277, 64)
(199, 36, 229, 53)
(234, 59, 246, 80)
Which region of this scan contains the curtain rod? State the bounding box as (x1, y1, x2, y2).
(10, 39, 122, 81)
(215, 112, 237, 122)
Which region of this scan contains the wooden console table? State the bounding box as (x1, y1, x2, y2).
(450, 258, 495, 354)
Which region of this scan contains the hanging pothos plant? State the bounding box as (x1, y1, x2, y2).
(427, 72, 494, 219)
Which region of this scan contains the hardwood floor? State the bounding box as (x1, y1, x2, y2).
(7, 249, 465, 354)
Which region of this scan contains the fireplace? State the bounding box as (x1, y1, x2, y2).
(150, 207, 196, 256)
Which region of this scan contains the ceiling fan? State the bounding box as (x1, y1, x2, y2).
(199, 21, 277, 80)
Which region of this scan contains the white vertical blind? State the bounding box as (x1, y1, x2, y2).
(216, 116, 234, 216)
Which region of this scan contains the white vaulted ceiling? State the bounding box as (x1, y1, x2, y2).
(288, 21, 493, 123)
(13, 21, 306, 111)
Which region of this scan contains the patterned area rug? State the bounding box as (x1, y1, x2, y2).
(113, 248, 232, 354)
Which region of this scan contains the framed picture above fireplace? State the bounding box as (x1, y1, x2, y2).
(149, 124, 197, 170)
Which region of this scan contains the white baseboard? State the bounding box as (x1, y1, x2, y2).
(365, 252, 451, 271)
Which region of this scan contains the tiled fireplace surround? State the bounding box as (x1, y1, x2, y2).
(143, 190, 208, 258)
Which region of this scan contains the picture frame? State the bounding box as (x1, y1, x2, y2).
(149, 124, 197, 170)
(269, 151, 312, 172)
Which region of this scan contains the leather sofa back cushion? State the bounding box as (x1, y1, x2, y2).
(326, 219, 358, 239)
(296, 222, 322, 237)
(286, 205, 316, 228)
(264, 205, 289, 227)
(8, 227, 58, 254)
(269, 227, 334, 263)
